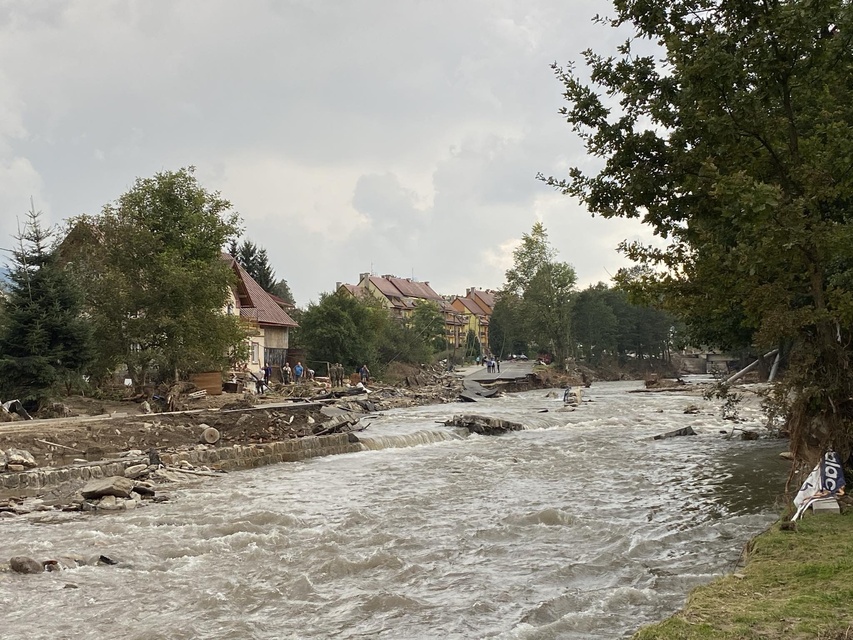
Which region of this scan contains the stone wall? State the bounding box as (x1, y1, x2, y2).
(0, 433, 363, 498)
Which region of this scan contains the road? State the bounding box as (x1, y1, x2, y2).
(463, 359, 534, 384)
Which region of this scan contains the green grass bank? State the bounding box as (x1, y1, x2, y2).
(633, 511, 853, 639)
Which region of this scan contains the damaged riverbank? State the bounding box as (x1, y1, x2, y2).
(0, 364, 565, 510)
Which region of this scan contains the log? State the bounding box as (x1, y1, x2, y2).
(724, 349, 778, 385)
(768, 351, 782, 382)
(35, 439, 86, 454)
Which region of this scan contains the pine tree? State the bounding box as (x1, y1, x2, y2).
(232, 240, 277, 292)
(0, 205, 92, 408)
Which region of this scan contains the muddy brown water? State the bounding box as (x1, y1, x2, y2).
(0, 381, 788, 639)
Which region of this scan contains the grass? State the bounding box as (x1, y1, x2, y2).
(633, 510, 853, 639)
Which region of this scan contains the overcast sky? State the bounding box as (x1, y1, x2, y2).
(0, 0, 657, 306)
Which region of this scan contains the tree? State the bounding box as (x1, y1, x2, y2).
(572, 284, 618, 363)
(465, 329, 482, 359)
(0, 206, 92, 407)
(543, 1, 853, 463)
(270, 278, 295, 305)
(489, 293, 527, 357)
(411, 301, 446, 353)
(66, 167, 245, 384)
(502, 223, 577, 362)
(298, 291, 385, 369)
(228, 240, 277, 293)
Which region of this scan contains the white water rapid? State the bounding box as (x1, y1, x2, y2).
(0, 381, 788, 639)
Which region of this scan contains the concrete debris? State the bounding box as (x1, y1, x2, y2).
(653, 426, 697, 440)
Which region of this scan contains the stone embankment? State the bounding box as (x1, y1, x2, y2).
(0, 364, 600, 512)
(1, 433, 360, 496)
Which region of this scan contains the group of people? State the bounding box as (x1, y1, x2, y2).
(477, 355, 500, 373)
(328, 362, 371, 387)
(329, 363, 346, 387)
(251, 360, 367, 391)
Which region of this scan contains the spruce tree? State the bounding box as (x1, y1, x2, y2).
(0, 206, 92, 408)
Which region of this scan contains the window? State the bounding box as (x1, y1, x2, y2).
(251, 342, 259, 364)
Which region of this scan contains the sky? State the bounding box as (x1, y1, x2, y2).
(0, 0, 659, 306)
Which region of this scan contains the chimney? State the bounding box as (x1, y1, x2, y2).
(359, 273, 369, 283)
(336, 282, 342, 290)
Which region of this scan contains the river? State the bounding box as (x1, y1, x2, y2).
(0, 380, 789, 639)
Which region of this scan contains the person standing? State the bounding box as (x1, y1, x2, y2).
(263, 364, 272, 385)
(496, 359, 501, 373)
(294, 361, 304, 384)
(360, 364, 370, 384)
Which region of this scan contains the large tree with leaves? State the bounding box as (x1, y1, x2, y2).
(544, 1, 853, 463)
(65, 168, 246, 384)
(501, 222, 577, 363)
(298, 291, 386, 370)
(0, 206, 92, 407)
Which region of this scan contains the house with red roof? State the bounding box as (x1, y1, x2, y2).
(223, 254, 299, 373)
(337, 273, 466, 347)
(451, 295, 490, 352)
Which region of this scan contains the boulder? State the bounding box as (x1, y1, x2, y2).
(133, 482, 156, 496)
(6, 448, 37, 468)
(81, 476, 134, 499)
(97, 495, 121, 510)
(683, 405, 701, 414)
(123, 464, 148, 479)
(10, 556, 43, 574)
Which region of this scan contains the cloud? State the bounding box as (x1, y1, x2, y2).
(0, 0, 658, 304)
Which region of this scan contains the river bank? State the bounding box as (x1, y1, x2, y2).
(633, 509, 853, 639)
(0, 363, 568, 505)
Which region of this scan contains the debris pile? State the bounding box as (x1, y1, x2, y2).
(442, 414, 525, 435)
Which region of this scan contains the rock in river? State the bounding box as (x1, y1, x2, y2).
(81, 476, 135, 499)
(10, 556, 44, 574)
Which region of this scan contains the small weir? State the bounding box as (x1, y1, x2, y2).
(356, 427, 470, 450)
